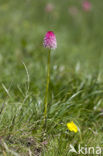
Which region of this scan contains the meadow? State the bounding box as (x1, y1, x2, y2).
(0, 0, 103, 155)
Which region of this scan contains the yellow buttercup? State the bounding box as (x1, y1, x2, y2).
(67, 121, 78, 133)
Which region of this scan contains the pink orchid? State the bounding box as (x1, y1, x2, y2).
(43, 31, 57, 50)
(82, 1, 91, 12)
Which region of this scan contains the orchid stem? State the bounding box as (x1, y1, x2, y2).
(44, 50, 51, 127)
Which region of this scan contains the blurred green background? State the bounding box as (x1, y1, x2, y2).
(0, 0, 103, 88)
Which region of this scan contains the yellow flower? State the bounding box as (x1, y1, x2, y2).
(67, 121, 78, 133)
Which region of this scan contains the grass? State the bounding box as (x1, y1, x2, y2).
(0, 0, 103, 155)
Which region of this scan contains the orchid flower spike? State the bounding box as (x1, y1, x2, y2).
(43, 31, 57, 50)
